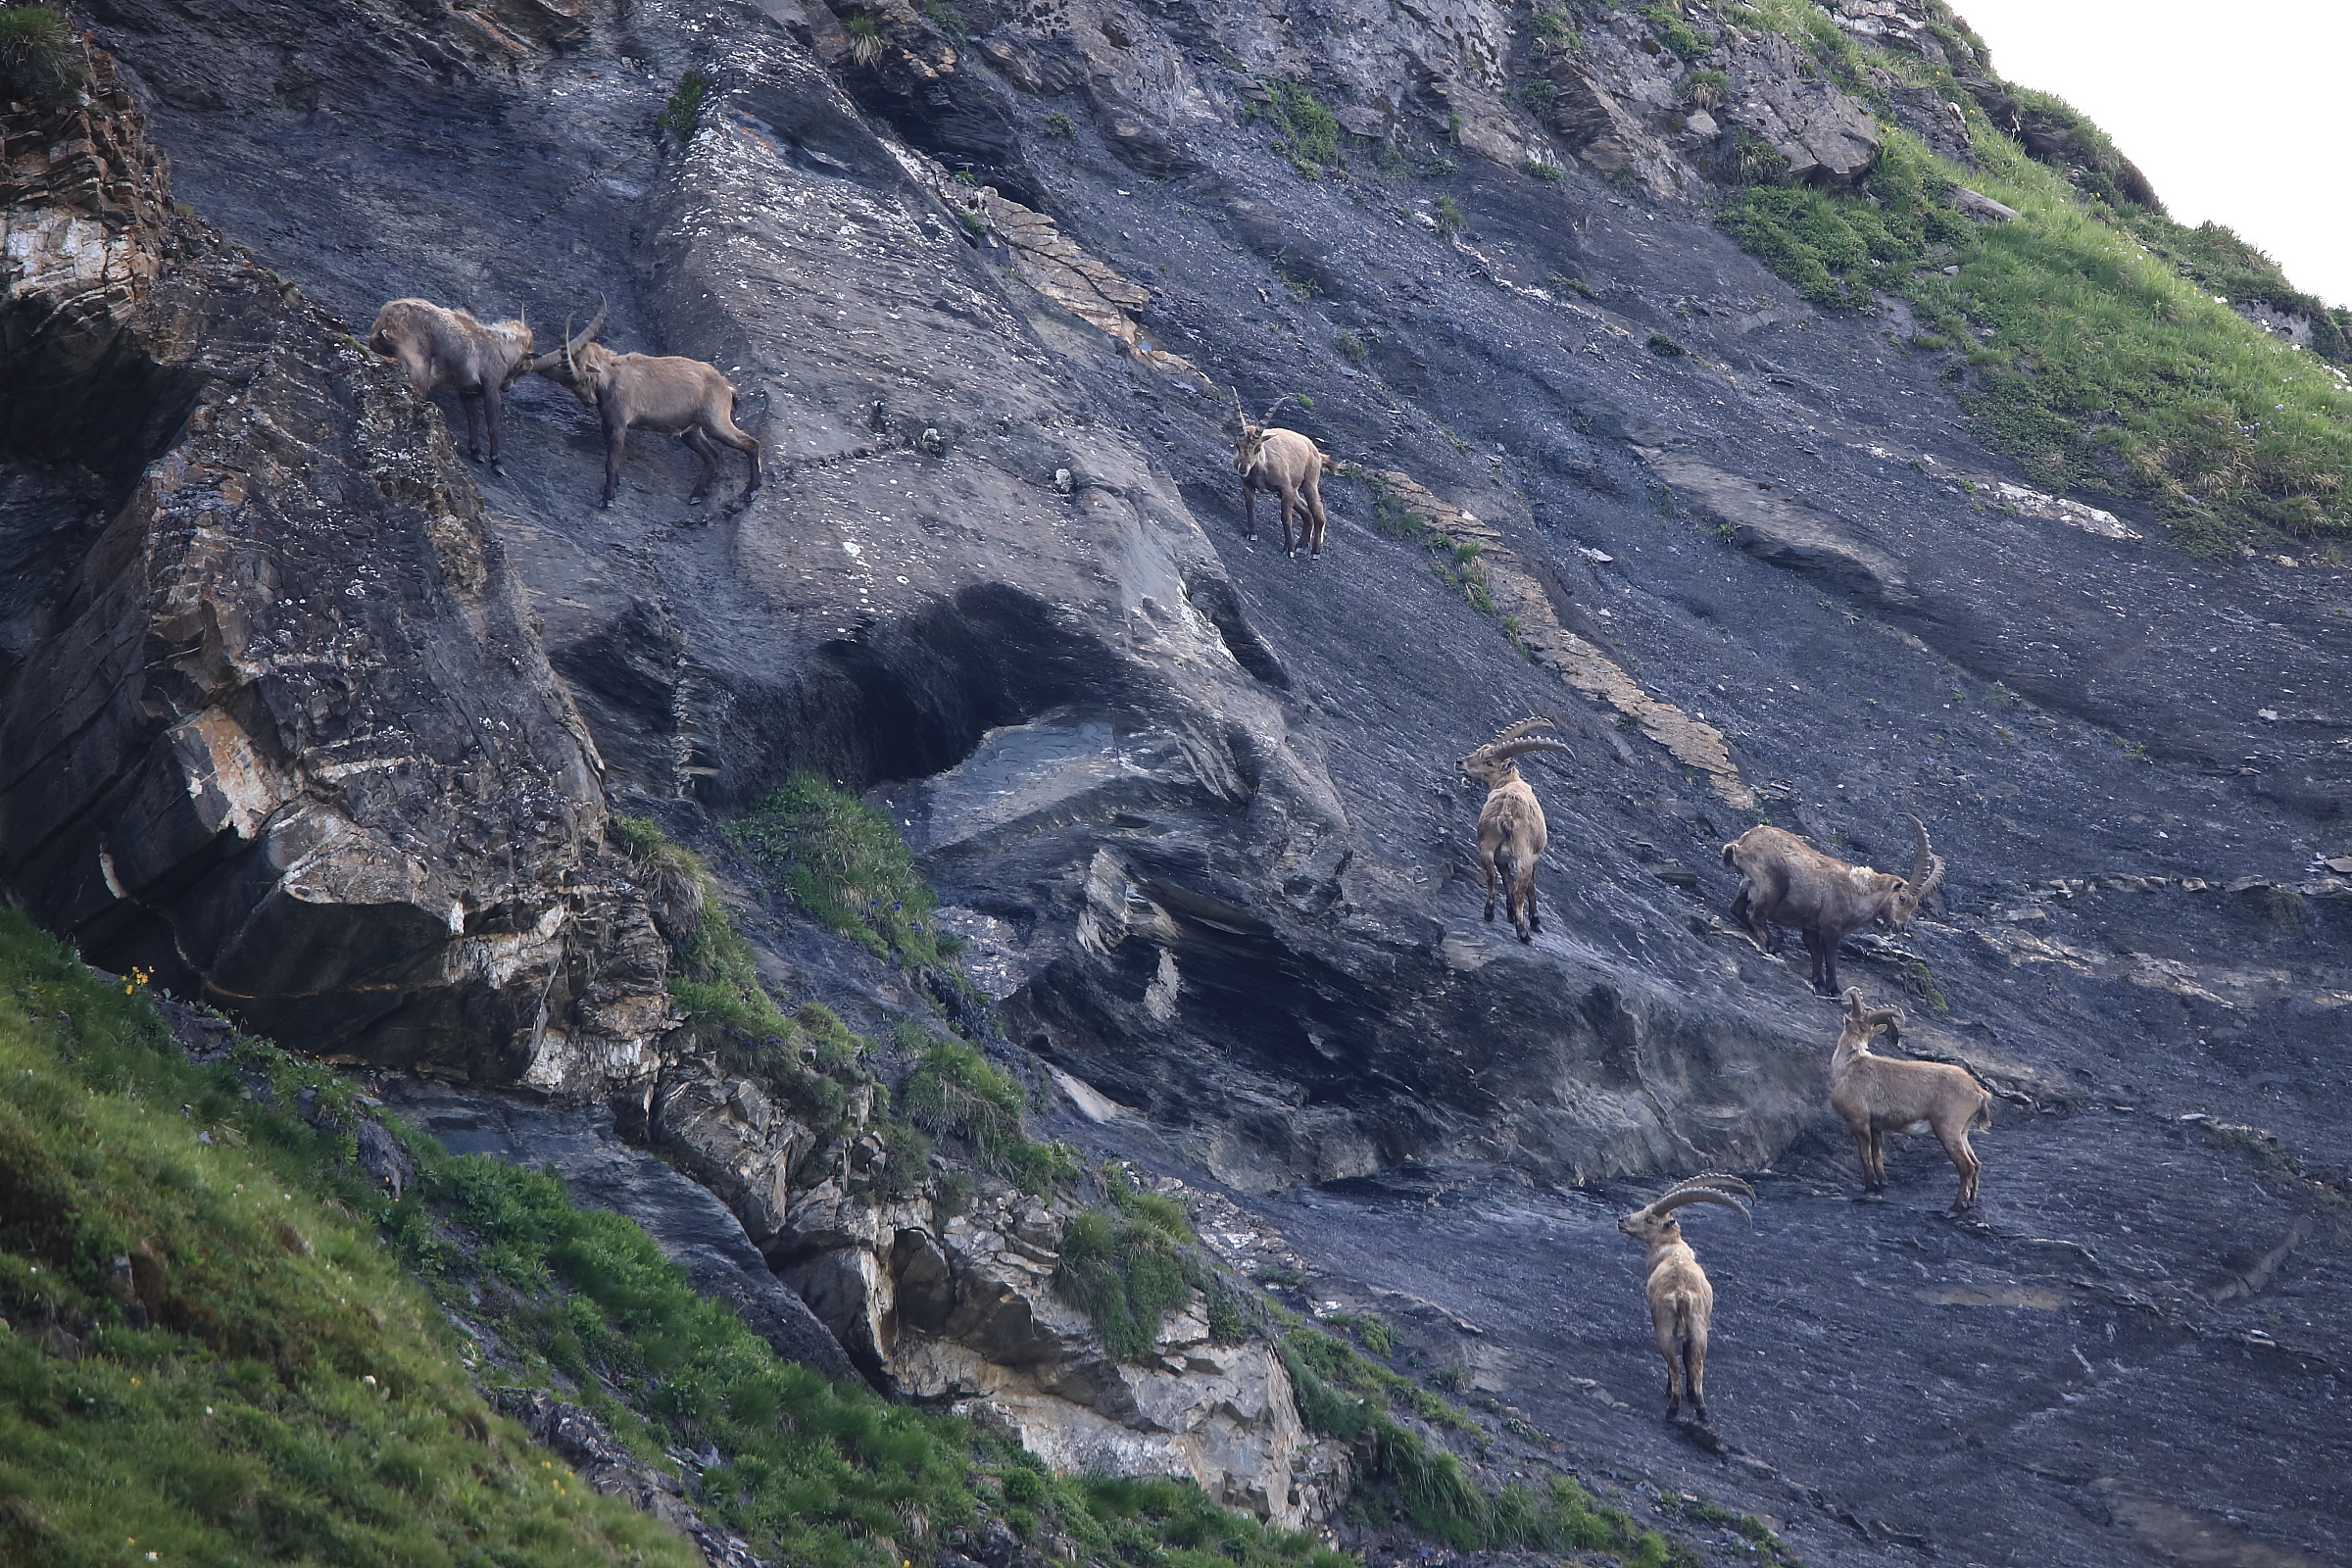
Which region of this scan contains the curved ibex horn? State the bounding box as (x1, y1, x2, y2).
(1259, 393, 1298, 424)
(1655, 1189, 1749, 1222)
(1486, 739, 1574, 764)
(1906, 815, 1947, 905)
(1842, 988, 1902, 1044)
(565, 294, 608, 358)
(1487, 716, 1555, 747)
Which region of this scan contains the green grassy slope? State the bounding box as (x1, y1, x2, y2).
(0, 907, 1356, 1568)
(1692, 0, 2352, 552)
(0, 907, 697, 1567)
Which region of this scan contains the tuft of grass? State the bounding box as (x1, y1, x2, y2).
(1053, 1180, 1197, 1361)
(920, 0, 966, 41)
(0, 7, 83, 102)
(0, 908, 701, 1568)
(657, 67, 712, 140)
(1043, 110, 1075, 137)
(1523, 155, 1564, 182)
(1680, 68, 1729, 109)
(1529, 6, 1578, 56)
(1431, 194, 1463, 235)
(1516, 77, 1558, 117)
(1638, 2, 1709, 60)
(899, 1031, 1079, 1194)
(1335, 330, 1367, 364)
(1262, 80, 1340, 179)
(725, 774, 944, 966)
(1647, 332, 1685, 357)
(843, 11, 884, 65)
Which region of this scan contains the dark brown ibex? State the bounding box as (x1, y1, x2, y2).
(1456, 717, 1573, 943)
(1618, 1174, 1754, 1425)
(531, 301, 763, 509)
(367, 298, 537, 467)
(1720, 816, 1945, 995)
(1230, 391, 1334, 559)
(1829, 989, 1990, 1211)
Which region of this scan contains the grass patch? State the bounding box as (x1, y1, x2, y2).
(616, 815, 874, 1133)
(899, 1028, 1080, 1195)
(657, 67, 711, 140)
(1279, 1331, 1687, 1561)
(1053, 1179, 1197, 1361)
(725, 774, 945, 966)
(1261, 80, 1340, 179)
(1636, 2, 1709, 60)
(1431, 195, 1464, 235)
(0, 7, 83, 102)
(0, 907, 700, 1568)
(1718, 125, 2352, 547)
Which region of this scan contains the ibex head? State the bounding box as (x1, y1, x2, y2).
(530, 296, 611, 401)
(1456, 716, 1573, 789)
(1619, 1174, 1755, 1245)
(1229, 389, 1300, 470)
(1838, 987, 1902, 1051)
(1886, 815, 1946, 931)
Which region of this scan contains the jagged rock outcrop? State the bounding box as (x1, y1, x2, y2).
(652, 1054, 1347, 1526)
(0, 44, 669, 1092)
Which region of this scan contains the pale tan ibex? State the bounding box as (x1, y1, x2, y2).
(1618, 1174, 1754, 1425)
(1230, 390, 1334, 559)
(1720, 816, 1945, 995)
(368, 298, 537, 468)
(1456, 717, 1574, 943)
(1829, 989, 1990, 1211)
(532, 300, 763, 509)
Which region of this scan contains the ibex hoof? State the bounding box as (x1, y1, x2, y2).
(688, 494, 706, 506)
(1518, 931, 1533, 945)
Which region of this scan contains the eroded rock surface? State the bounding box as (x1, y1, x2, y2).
(0, 57, 669, 1091)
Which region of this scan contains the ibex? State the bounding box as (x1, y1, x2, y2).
(1456, 717, 1574, 943)
(1829, 989, 1990, 1211)
(1720, 816, 1945, 995)
(532, 301, 763, 509)
(367, 298, 536, 468)
(1618, 1174, 1754, 1425)
(1230, 391, 1334, 559)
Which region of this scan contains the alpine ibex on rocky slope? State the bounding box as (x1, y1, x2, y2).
(532, 302, 763, 508)
(1619, 1174, 1754, 1425)
(367, 298, 537, 467)
(1829, 989, 1990, 1211)
(1230, 391, 1334, 559)
(1456, 717, 1574, 943)
(1720, 816, 1945, 995)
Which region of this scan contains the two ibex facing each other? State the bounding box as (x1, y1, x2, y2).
(367, 299, 537, 469)
(1829, 988, 1991, 1211)
(1456, 717, 1574, 944)
(1720, 816, 1946, 995)
(1230, 392, 1335, 559)
(1618, 1174, 1755, 1426)
(531, 301, 763, 509)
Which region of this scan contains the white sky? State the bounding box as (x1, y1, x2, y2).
(1951, 0, 2352, 309)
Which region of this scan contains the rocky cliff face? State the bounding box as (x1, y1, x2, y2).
(0, 46, 673, 1094)
(7, 0, 2350, 1563)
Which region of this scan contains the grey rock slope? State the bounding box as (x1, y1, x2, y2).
(6, 0, 2348, 1563)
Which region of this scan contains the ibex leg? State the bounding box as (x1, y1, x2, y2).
(481, 378, 505, 466)
(1683, 1322, 1710, 1424)
(1936, 1121, 1981, 1209)
(682, 426, 721, 502)
(457, 389, 485, 462)
(710, 404, 762, 494)
(1300, 474, 1329, 559)
(1280, 489, 1300, 557)
(601, 411, 628, 507)
(1241, 485, 1257, 541)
